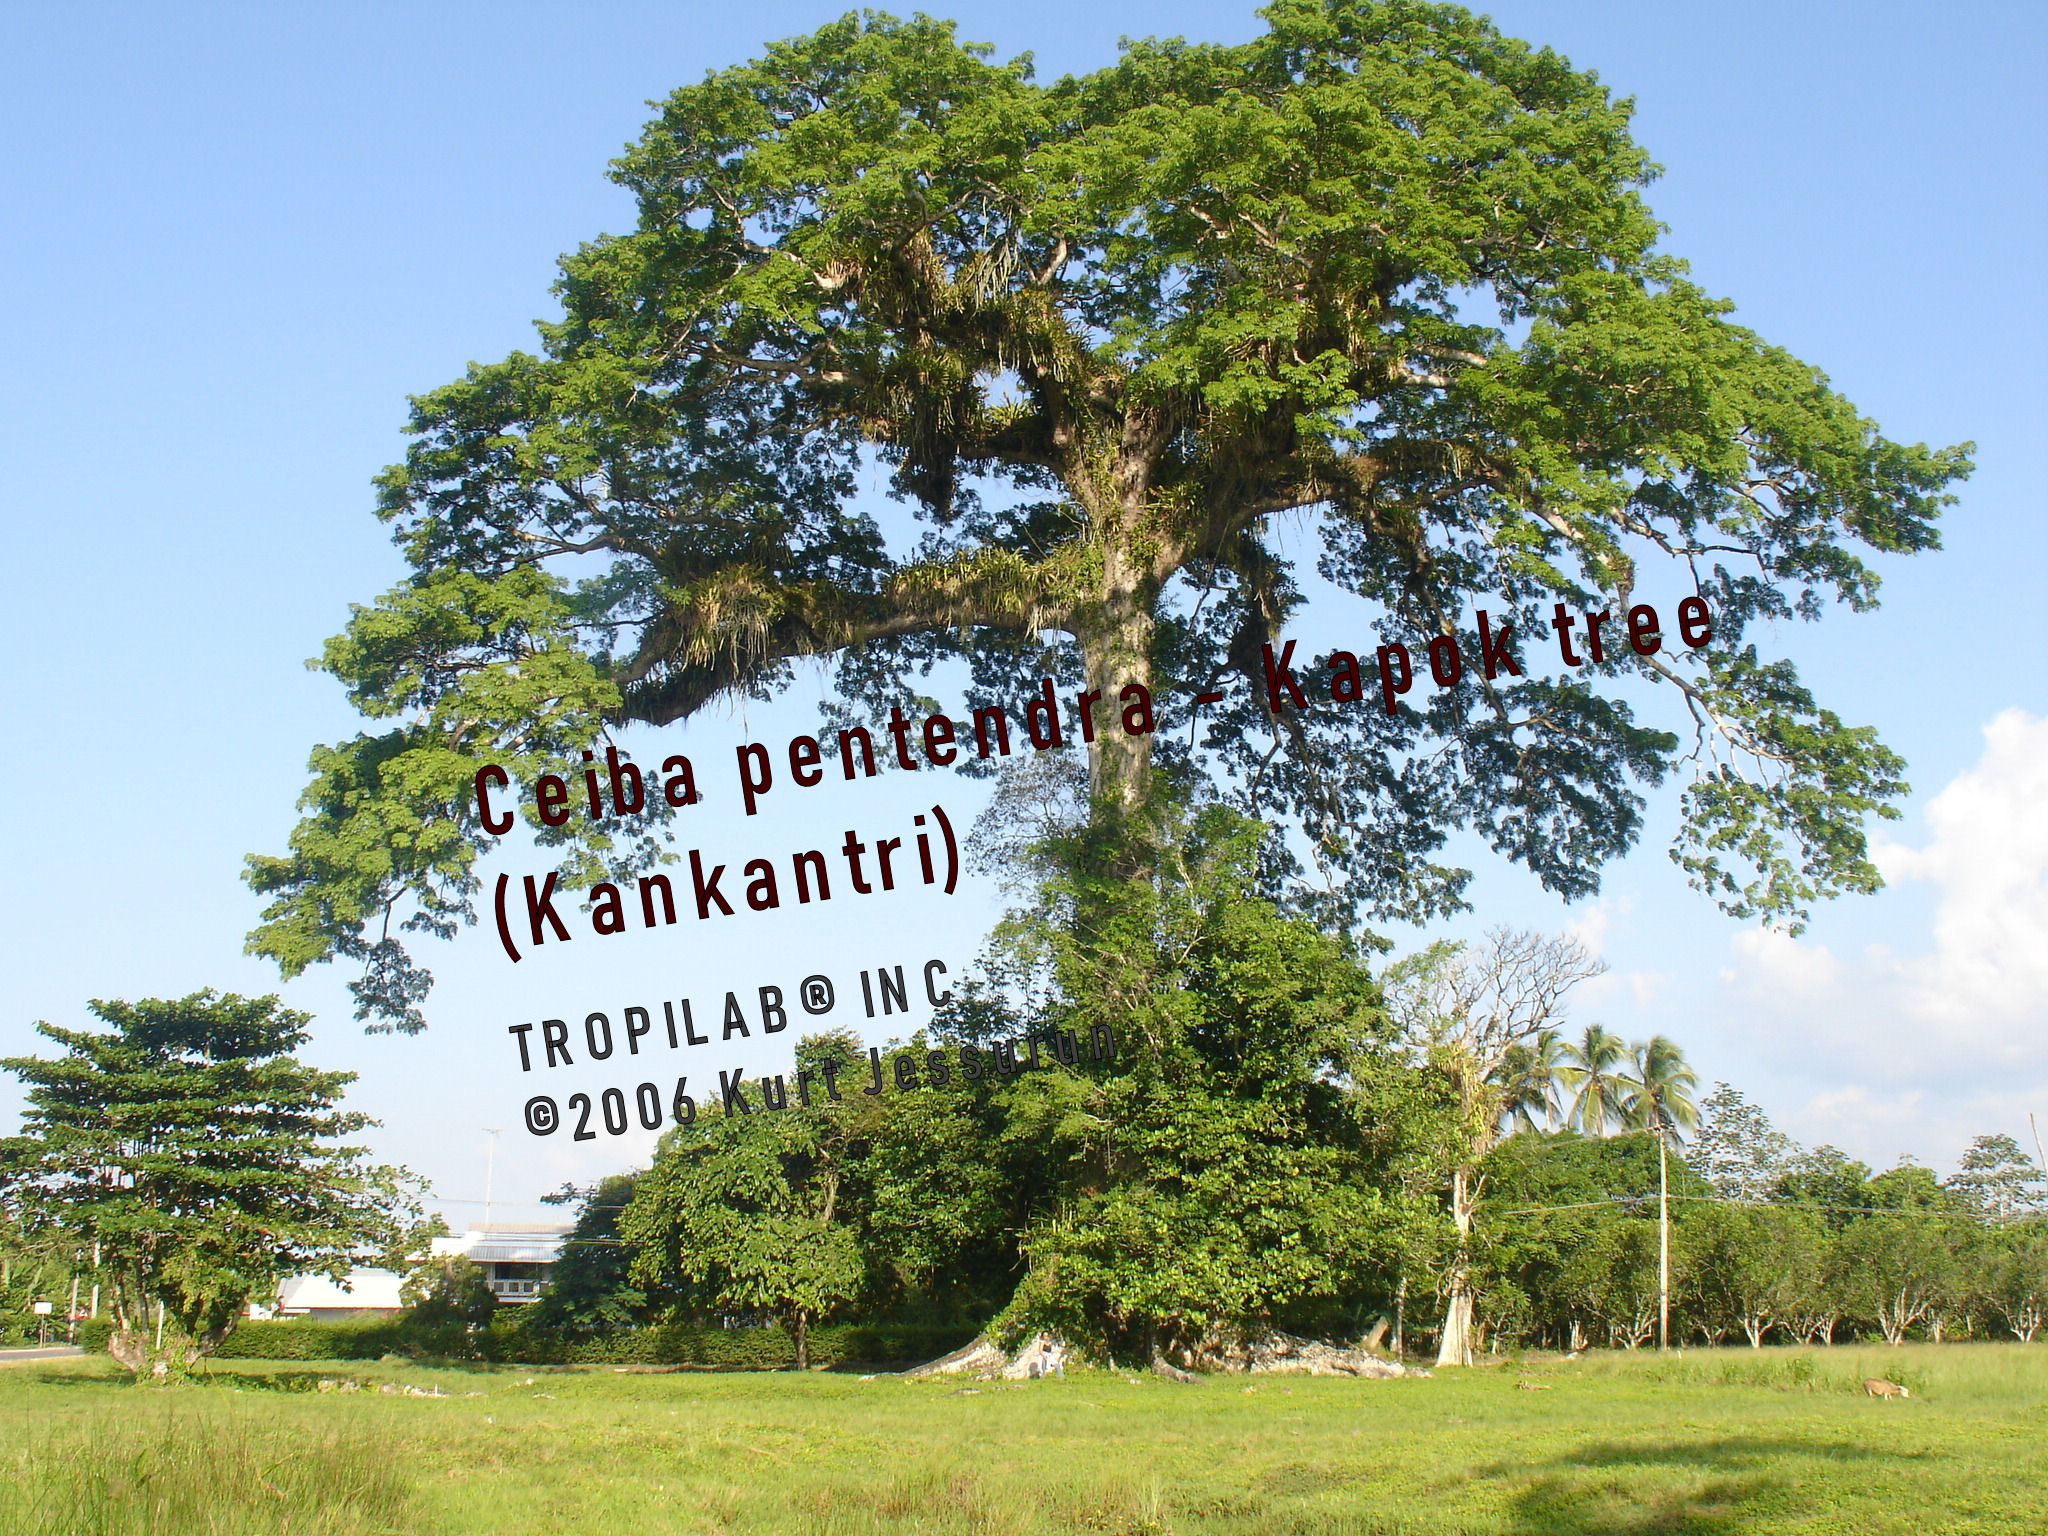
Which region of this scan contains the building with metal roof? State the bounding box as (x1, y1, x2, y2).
(259, 1222, 574, 1318)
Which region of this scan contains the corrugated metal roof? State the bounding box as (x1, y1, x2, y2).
(431, 1225, 570, 1263)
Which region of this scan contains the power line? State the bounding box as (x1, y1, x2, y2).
(1491, 1192, 2042, 1221)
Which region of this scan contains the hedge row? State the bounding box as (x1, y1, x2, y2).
(212, 1318, 407, 1361)
(483, 1320, 973, 1369)
(90, 1316, 974, 1369)
(61, 1317, 394, 1360)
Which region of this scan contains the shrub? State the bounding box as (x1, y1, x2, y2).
(177, 1314, 972, 1368)
(210, 1318, 406, 1361)
(480, 1318, 973, 1368)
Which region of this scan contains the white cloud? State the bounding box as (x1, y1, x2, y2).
(1712, 710, 2048, 1164)
(1871, 707, 2048, 1044)
(1561, 895, 1669, 1014)
(1564, 901, 1616, 958)
(1721, 926, 1842, 1001)
(1792, 1084, 1926, 1153)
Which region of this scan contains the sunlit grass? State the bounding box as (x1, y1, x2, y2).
(0, 1405, 407, 1536)
(2, 1343, 2042, 1533)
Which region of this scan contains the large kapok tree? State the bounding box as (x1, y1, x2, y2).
(246, 1, 1969, 1030)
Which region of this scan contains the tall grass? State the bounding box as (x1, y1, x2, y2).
(5, 1346, 2046, 1534)
(0, 1409, 411, 1536)
(1551, 1340, 2048, 1406)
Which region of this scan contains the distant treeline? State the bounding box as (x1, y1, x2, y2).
(6, 810, 2042, 1370)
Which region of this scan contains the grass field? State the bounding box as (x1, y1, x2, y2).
(2, 1344, 2042, 1535)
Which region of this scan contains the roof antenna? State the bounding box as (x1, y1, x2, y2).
(482, 1128, 503, 1231)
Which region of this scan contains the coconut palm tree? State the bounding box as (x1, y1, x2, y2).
(1494, 1029, 1565, 1135)
(1620, 1035, 1701, 1142)
(1558, 1023, 1634, 1136)
(1614, 1033, 1701, 1353)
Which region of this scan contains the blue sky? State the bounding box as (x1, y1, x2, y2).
(2, 1, 2042, 1224)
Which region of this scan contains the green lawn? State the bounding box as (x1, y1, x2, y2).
(2, 1344, 2042, 1534)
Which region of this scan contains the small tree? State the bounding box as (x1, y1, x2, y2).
(1561, 1218, 1662, 1349)
(1680, 1203, 1822, 1348)
(1834, 1215, 1960, 1345)
(528, 1176, 648, 1334)
(1692, 1085, 1797, 1203)
(1476, 1129, 1711, 1353)
(1385, 929, 1604, 1365)
(0, 992, 414, 1382)
(0, 1216, 75, 1346)
(1779, 1226, 1849, 1346)
(624, 1040, 870, 1370)
(399, 1254, 499, 1356)
(1945, 1134, 2046, 1224)
(972, 797, 1426, 1367)
(1983, 1226, 2048, 1342)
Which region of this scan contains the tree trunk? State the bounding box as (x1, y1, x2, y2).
(1435, 1168, 1476, 1368)
(1879, 1295, 1907, 1346)
(106, 1299, 212, 1384)
(793, 1311, 810, 1372)
(1073, 542, 1157, 818)
(99, 1273, 242, 1383)
(108, 1326, 199, 1383)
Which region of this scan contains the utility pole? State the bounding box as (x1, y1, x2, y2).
(482, 1128, 503, 1230)
(1657, 1120, 1671, 1352)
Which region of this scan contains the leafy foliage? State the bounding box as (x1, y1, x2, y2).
(0, 992, 416, 1381)
(1833, 1214, 1966, 1346)
(1381, 927, 1604, 1363)
(1617, 1036, 1699, 1139)
(247, 0, 1970, 1027)
(1560, 1218, 1665, 1349)
(1944, 1134, 2046, 1223)
(0, 1214, 77, 1345)
(623, 1037, 874, 1369)
(1691, 1083, 1797, 1203)
(972, 801, 1435, 1361)
(1476, 1129, 1708, 1350)
(1557, 1024, 1633, 1136)
(397, 1254, 499, 1357)
(1679, 1202, 1824, 1347)
(1980, 1226, 2048, 1343)
(528, 1175, 647, 1334)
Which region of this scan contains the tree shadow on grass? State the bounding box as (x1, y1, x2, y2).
(12, 1366, 129, 1390)
(1502, 1436, 1900, 1536)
